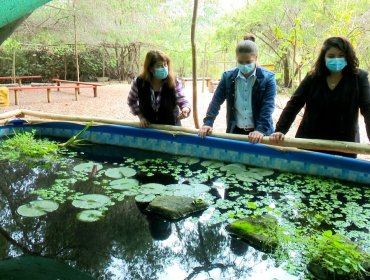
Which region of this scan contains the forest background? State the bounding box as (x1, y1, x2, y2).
(0, 0, 369, 90)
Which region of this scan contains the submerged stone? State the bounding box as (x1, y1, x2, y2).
(226, 215, 279, 253)
(146, 195, 208, 220)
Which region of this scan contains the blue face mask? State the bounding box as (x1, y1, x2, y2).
(325, 57, 347, 72)
(238, 63, 255, 74)
(153, 66, 168, 80)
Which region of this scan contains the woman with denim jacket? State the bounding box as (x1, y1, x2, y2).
(198, 38, 277, 143)
(270, 36, 370, 157)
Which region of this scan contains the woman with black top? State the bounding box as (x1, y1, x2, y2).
(270, 36, 370, 157)
(128, 50, 191, 127)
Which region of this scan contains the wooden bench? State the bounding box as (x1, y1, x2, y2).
(8, 85, 96, 105)
(181, 77, 212, 89)
(208, 81, 220, 93)
(0, 75, 43, 86)
(51, 79, 103, 97)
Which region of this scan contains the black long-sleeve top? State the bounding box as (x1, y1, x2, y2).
(275, 69, 370, 143)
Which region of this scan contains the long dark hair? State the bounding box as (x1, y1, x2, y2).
(140, 50, 176, 89)
(312, 36, 359, 77)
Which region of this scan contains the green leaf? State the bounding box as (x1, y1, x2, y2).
(73, 162, 103, 172)
(200, 160, 224, 168)
(109, 178, 139, 190)
(135, 194, 156, 203)
(77, 210, 104, 222)
(17, 200, 59, 217)
(139, 183, 167, 195)
(220, 163, 246, 174)
(177, 156, 200, 165)
(104, 167, 136, 178)
(72, 194, 111, 209)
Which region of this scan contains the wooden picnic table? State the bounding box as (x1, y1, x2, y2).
(51, 79, 103, 97)
(0, 75, 43, 86)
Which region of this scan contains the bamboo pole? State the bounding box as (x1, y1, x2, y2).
(0, 110, 22, 120)
(191, 0, 200, 129)
(7, 109, 368, 155)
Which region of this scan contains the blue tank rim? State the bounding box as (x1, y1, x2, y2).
(1, 121, 369, 185)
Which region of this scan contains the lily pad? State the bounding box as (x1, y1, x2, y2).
(220, 163, 246, 174)
(139, 183, 167, 195)
(177, 156, 200, 165)
(247, 168, 274, 177)
(135, 194, 156, 203)
(17, 200, 59, 217)
(109, 178, 139, 190)
(72, 194, 111, 209)
(165, 183, 210, 197)
(236, 172, 261, 182)
(201, 160, 225, 169)
(121, 190, 140, 196)
(104, 167, 136, 178)
(73, 162, 103, 173)
(77, 210, 104, 222)
(164, 184, 190, 195)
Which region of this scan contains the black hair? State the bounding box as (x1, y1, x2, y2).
(312, 36, 359, 76)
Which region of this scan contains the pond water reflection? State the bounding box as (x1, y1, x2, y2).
(0, 143, 368, 280)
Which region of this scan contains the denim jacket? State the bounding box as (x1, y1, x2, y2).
(203, 66, 276, 135)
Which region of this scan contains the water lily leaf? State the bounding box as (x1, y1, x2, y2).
(201, 160, 224, 169)
(121, 190, 140, 196)
(177, 157, 200, 165)
(135, 194, 156, 203)
(190, 183, 211, 193)
(220, 163, 246, 174)
(247, 168, 274, 177)
(17, 200, 59, 217)
(109, 178, 139, 190)
(236, 172, 260, 182)
(72, 194, 111, 209)
(165, 183, 210, 197)
(165, 184, 189, 194)
(104, 167, 136, 178)
(77, 210, 104, 222)
(73, 162, 103, 173)
(139, 183, 166, 195)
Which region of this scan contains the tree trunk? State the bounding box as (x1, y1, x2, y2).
(64, 51, 67, 80)
(201, 42, 207, 93)
(283, 53, 290, 88)
(191, 0, 199, 128)
(12, 48, 16, 83)
(102, 48, 105, 77)
(73, 0, 80, 82)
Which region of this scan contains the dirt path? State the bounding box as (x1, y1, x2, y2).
(1, 82, 369, 160)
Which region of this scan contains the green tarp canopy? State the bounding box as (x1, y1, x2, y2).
(0, 0, 51, 44)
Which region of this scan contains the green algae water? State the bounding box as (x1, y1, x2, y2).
(0, 141, 369, 280)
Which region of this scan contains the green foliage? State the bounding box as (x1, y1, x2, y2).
(306, 230, 369, 279)
(0, 130, 59, 161)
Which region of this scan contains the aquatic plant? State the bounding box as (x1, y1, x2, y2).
(0, 130, 59, 161)
(0, 122, 93, 161)
(72, 194, 112, 209)
(306, 230, 369, 279)
(17, 200, 59, 217)
(76, 210, 104, 222)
